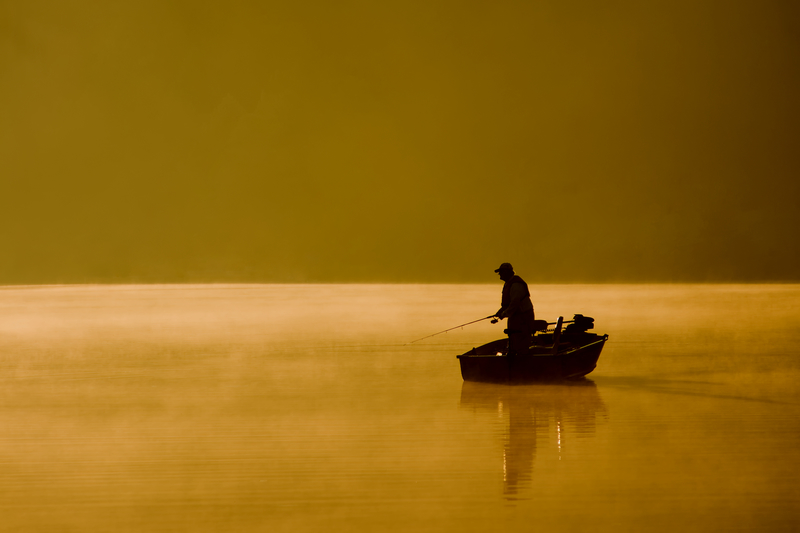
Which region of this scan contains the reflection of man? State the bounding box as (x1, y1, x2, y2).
(493, 263, 535, 356)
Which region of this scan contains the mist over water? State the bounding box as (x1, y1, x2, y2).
(1, 283, 798, 532)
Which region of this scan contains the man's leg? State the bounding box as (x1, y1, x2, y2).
(507, 331, 532, 356)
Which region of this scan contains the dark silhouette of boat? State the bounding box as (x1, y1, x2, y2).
(457, 315, 608, 383)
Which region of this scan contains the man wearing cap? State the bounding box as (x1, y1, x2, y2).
(493, 263, 535, 356)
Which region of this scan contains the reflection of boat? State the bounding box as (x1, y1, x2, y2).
(459, 380, 606, 500)
(457, 315, 608, 383)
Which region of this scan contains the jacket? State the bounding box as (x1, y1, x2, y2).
(498, 275, 535, 331)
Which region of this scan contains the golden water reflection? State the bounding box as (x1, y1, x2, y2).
(460, 381, 607, 500)
(1, 284, 799, 532)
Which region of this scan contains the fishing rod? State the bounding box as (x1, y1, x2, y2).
(406, 315, 496, 345)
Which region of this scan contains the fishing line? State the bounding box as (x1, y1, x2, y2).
(405, 315, 497, 345)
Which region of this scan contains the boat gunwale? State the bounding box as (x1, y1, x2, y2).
(456, 334, 608, 359)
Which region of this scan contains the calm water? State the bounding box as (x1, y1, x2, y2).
(1, 284, 799, 532)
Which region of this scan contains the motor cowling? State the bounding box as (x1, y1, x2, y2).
(565, 314, 594, 334)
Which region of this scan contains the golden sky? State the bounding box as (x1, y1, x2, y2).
(2, 0, 798, 283)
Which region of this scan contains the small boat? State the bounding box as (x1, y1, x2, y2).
(457, 315, 608, 383)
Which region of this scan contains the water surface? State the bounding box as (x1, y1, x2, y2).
(1, 284, 798, 532)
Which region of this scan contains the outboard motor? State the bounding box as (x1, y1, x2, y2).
(565, 314, 594, 335)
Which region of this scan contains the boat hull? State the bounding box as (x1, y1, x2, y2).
(457, 335, 607, 384)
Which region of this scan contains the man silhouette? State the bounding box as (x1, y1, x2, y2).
(493, 263, 535, 356)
